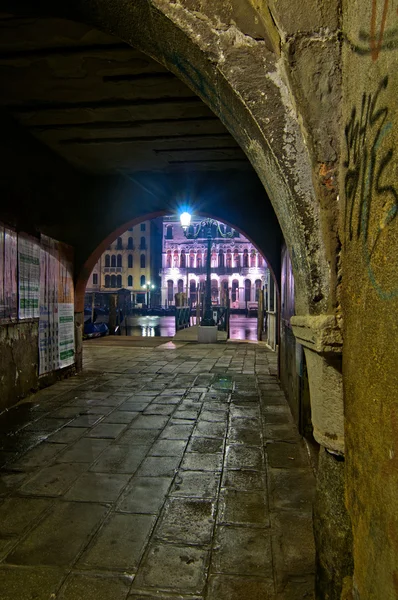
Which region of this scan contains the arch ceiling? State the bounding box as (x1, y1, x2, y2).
(0, 0, 341, 316)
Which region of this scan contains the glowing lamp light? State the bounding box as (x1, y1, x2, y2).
(180, 211, 192, 230)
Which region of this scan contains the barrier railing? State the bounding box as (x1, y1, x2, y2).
(175, 306, 191, 331)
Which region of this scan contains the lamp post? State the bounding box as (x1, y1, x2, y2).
(142, 281, 155, 308)
(180, 212, 234, 326)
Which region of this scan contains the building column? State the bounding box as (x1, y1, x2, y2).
(291, 315, 353, 599)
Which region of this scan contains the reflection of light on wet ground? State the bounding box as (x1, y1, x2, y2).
(229, 316, 258, 341)
(121, 314, 260, 341)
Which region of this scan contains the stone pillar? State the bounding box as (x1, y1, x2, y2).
(291, 315, 353, 599)
(74, 311, 84, 372)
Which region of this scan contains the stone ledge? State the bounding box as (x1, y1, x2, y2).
(290, 315, 342, 354)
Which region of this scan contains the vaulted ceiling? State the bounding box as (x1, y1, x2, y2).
(0, 15, 250, 174)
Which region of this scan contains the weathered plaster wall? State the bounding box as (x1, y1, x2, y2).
(341, 1, 398, 597)
(0, 321, 39, 411)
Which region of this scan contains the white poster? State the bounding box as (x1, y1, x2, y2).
(39, 235, 74, 375)
(58, 303, 75, 368)
(18, 234, 40, 319)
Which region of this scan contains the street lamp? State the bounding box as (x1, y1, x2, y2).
(180, 212, 234, 326)
(142, 281, 155, 307)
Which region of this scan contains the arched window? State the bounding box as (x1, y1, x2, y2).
(140, 236, 146, 250)
(111, 255, 116, 268)
(243, 249, 249, 268)
(232, 279, 239, 302)
(221, 280, 228, 304)
(111, 274, 117, 287)
(140, 223, 146, 231)
(140, 254, 146, 269)
(197, 251, 202, 268)
(234, 251, 240, 268)
(250, 251, 256, 267)
(167, 280, 174, 302)
(245, 279, 251, 301)
(258, 254, 263, 267)
(166, 250, 172, 268)
(180, 250, 186, 268)
(105, 275, 110, 287)
(116, 274, 122, 287)
(141, 275, 146, 286)
(211, 252, 217, 268)
(226, 251, 232, 268)
(128, 275, 133, 287)
(255, 279, 262, 301)
(219, 250, 224, 267)
(128, 237, 133, 249)
(117, 254, 122, 267)
(173, 251, 179, 267)
(116, 237, 123, 249)
(105, 255, 110, 267)
(189, 251, 195, 268)
(128, 254, 133, 268)
(166, 225, 173, 239)
(177, 279, 184, 294)
(211, 279, 218, 303)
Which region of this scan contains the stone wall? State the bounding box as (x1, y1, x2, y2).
(341, 1, 398, 597)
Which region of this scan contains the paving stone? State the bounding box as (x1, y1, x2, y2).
(117, 428, 161, 446)
(187, 437, 224, 454)
(79, 513, 156, 570)
(56, 438, 110, 463)
(149, 439, 187, 457)
(266, 442, 309, 469)
(133, 543, 208, 594)
(155, 498, 214, 545)
(68, 414, 105, 428)
(171, 471, 220, 499)
(181, 453, 223, 472)
(87, 423, 128, 439)
(90, 444, 147, 474)
(64, 472, 130, 502)
(136, 456, 180, 477)
(228, 424, 262, 446)
(0, 472, 28, 496)
(103, 411, 139, 424)
(143, 404, 176, 416)
(6, 501, 108, 566)
(160, 424, 194, 440)
(222, 469, 266, 491)
(23, 418, 72, 433)
(225, 445, 264, 470)
(10, 442, 67, 470)
(199, 410, 227, 422)
(19, 463, 87, 496)
(0, 566, 65, 600)
(218, 489, 269, 526)
(0, 497, 51, 535)
(212, 525, 273, 576)
(193, 422, 225, 438)
(207, 574, 274, 599)
(263, 424, 301, 442)
(269, 468, 315, 510)
(130, 415, 169, 429)
(117, 476, 172, 514)
(48, 427, 86, 444)
(271, 511, 315, 582)
(58, 573, 132, 600)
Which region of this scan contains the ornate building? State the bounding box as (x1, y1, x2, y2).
(160, 216, 268, 309)
(86, 220, 162, 306)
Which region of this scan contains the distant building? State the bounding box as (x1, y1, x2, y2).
(86, 219, 162, 306)
(160, 216, 268, 309)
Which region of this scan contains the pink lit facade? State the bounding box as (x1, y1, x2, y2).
(160, 216, 269, 308)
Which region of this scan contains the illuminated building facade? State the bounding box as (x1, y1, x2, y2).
(160, 216, 268, 308)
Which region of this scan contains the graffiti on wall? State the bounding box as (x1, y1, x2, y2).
(349, 0, 398, 59)
(344, 75, 398, 299)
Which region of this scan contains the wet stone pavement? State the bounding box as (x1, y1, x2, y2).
(0, 340, 315, 599)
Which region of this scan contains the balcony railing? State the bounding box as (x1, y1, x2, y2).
(104, 267, 122, 272)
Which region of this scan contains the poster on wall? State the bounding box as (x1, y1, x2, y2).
(39, 235, 75, 375)
(0, 226, 18, 322)
(18, 234, 40, 320)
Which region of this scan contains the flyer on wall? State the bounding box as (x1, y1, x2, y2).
(18, 234, 40, 320)
(58, 302, 75, 368)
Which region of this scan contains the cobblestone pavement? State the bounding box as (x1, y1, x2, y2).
(0, 340, 315, 599)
